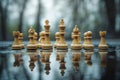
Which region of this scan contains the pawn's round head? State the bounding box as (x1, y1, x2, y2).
(40, 31, 45, 37)
(99, 31, 106, 37)
(55, 32, 60, 37)
(87, 31, 92, 37)
(84, 32, 88, 37)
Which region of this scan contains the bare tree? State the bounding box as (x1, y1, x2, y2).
(35, 0, 41, 33)
(0, 0, 9, 41)
(18, 0, 28, 32)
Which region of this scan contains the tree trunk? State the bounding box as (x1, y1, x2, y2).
(36, 0, 41, 33)
(104, 0, 116, 36)
(0, 0, 9, 41)
(18, 0, 27, 32)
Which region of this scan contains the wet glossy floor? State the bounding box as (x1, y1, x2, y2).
(0, 42, 120, 80)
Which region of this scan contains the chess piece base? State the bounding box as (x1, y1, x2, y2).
(12, 45, 22, 50)
(27, 44, 38, 50)
(71, 44, 82, 50)
(56, 44, 68, 50)
(98, 45, 108, 50)
(42, 44, 53, 50)
(83, 44, 94, 50)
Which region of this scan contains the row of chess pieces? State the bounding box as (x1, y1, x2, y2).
(12, 19, 108, 50)
(13, 50, 107, 76)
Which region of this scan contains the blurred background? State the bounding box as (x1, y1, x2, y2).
(0, 0, 120, 41)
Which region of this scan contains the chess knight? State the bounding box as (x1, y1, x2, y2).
(12, 31, 24, 50)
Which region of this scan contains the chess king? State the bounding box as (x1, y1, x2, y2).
(56, 19, 68, 50)
(41, 20, 53, 50)
(71, 25, 82, 50)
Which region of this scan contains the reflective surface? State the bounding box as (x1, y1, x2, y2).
(0, 42, 120, 80)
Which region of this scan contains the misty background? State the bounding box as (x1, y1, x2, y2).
(0, 0, 120, 41)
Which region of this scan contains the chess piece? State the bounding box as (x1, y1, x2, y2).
(54, 32, 60, 48)
(34, 32, 39, 48)
(84, 50, 93, 65)
(71, 25, 82, 50)
(83, 31, 94, 50)
(27, 27, 38, 50)
(56, 19, 68, 50)
(12, 31, 22, 50)
(38, 31, 45, 48)
(42, 20, 52, 50)
(98, 31, 108, 50)
(18, 33, 24, 49)
(71, 50, 81, 71)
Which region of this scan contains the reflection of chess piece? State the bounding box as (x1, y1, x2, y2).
(28, 52, 38, 71)
(84, 50, 93, 65)
(42, 20, 52, 50)
(27, 27, 38, 50)
(99, 50, 107, 67)
(38, 31, 45, 48)
(71, 25, 82, 50)
(56, 19, 68, 50)
(83, 31, 94, 50)
(98, 31, 108, 50)
(56, 50, 67, 76)
(13, 54, 23, 67)
(12, 31, 22, 50)
(18, 33, 24, 49)
(45, 53, 51, 75)
(71, 50, 81, 71)
(54, 32, 60, 48)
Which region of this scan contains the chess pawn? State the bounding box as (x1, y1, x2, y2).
(54, 32, 60, 48)
(42, 20, 52, 49)
(71, 25, 82, 50)
(83, 31, 94, 50)
(18, 33, 24, 49)
(56, 19, 68, 49)
(27, 27, 37, 50)
(12, 31, 22, 50)
(38, 31, 45, 48)
(98, 31, 108, 50)
(34, 32, 39, 48)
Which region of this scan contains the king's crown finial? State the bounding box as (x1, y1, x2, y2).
(45, 19, 49, 25)
(60, 19, 64, 25)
